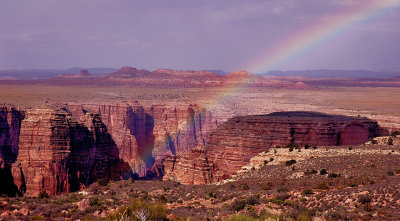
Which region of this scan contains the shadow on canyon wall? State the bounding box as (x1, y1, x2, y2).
(0, 108, 23, 196)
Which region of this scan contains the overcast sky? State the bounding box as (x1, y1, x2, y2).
(1, 0, 399, 73)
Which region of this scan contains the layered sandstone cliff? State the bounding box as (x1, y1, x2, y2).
(11, 109, 132, 196)
(163, 112, 382, 184)
(65, 103, 216, 177)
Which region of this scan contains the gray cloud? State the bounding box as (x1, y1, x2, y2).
(0, 0, 399, 72)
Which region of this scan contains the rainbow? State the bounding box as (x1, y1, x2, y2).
(205, 0, 400, 116)
(246, 0, 400, 74)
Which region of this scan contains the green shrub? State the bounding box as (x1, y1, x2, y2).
(239, 183, 250, 190)
(277, 186, 288, 193)
(261, 182, 273, 190)
(286, 143, 299, 149)
(328, 172, 341, 178)
(90, 197, 103, 207)
(225, 214, 278, 221)
(390, 130, 400, 137)
(208, 191, 218, 199)
(358, 194, 372, 205)
(285, 160, 297, 166)
(30, 215, 45, 220)
(316, 182, 329, 190)
(228, 183, 236, 190)
(304, 144, 310, 149)
(246, 195, 260, 205)
(97, 178, 108, 186)
(304, 169, 317, 175)
(388, 137, 394, 145)
(268, 197, 285, 205)
(319, 169, 327, 175)
(158, 194, 168, 203)
(387, 170, 395, 176)
(231, 198, 247, 211)
(106, 198, 166, 221)
(297, 210, 312, 221)
(38, 191, 49, 199)
(301, 188, 313, 195)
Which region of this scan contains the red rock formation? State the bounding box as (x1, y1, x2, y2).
(0, 101, 214, 196)
(107, 66, 152, 78)
(163, 146, 214, 184)
(149, 103, 215, 157)
(226, 70, 253, 78)
(163, 112, 382, 184)
(0, 107, 24, 195)
(64, 102, 217, 177)
(96, 103, 154, 176)
(11, 109, 131, 196)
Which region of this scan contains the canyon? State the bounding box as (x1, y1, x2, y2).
(0, 68, 399, 200)
(1, 102, 385, 196)
(163, 112, 383, 184)
(0, 102, 216, 196)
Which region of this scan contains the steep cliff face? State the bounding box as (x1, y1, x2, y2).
(2, 102, 215, 195)
(11, 109, 131, 196)
(149, 104, 215, 158)
(64, 103, 216, 177)
(163, 112, 382, 184)
(163, 146, 214, 185)
(95, 103, 154, 177)
(0, 107, 24, 196)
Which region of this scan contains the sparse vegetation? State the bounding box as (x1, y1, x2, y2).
(328, 172, 341, 178)
(387, 137, 394, 145)
(38, 191, 49, 199)
(358, 194, 372, 205)
(390, 130, 400, 137)
(231, 198, 248, 212)
(301, 189, 313, 195)
(97, 178, 108, 187)
(285, 159, 297, 166)
(107, 197, 167, 221)
(387, 170, 395, 176)
(304, 169, 317, 175)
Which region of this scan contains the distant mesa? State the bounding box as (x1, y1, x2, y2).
(293, 81, 309, 89)
(107, 66, 151, 78)
(55, 69, 93, 79)
(2, 66, 400, 87)
(79, 70, 90, 76)
(120, 66, 137, 71)
(226, 70, 253, 78)
(154, 68, 218, 77)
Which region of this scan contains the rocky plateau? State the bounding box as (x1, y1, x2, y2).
(163, 112, 383, 185)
